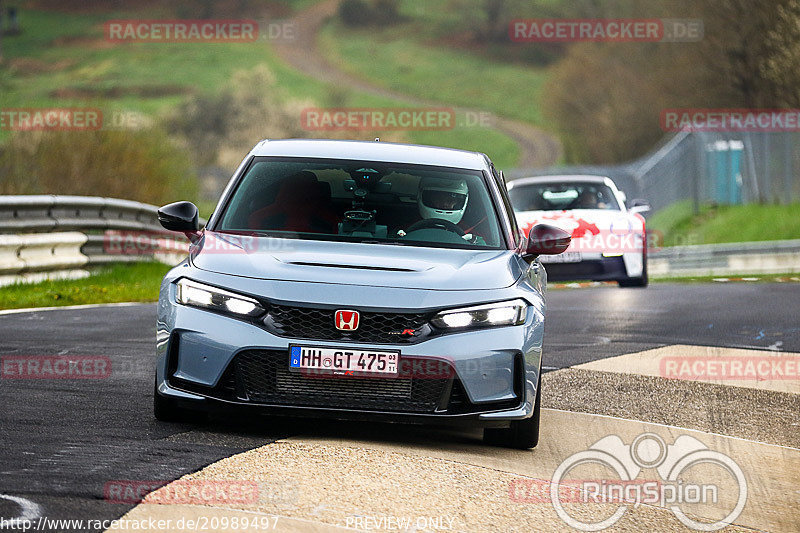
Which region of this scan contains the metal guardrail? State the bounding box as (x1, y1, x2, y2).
(0, 232, 88, 274)
(0, 195, 164, 233)
(0, 195, 796, 284)
(0, 195, 196, 285)
(650, 239, 800, 277)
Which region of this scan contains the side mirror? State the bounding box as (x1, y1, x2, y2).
(629, 199, 651, 215)
(158, 201, 201, 242)
(524, 224, 571, 259)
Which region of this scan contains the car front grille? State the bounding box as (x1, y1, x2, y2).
(263, 305, 433, 344)
(224, 349, 449, 412)
(168, 350, 522, 415)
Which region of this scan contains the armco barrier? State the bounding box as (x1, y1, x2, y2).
(0, 195, 202, 285)
(649, 239, 800, 277)
(0, 195, 164, 233)
(0, 195, 796, 284)
(0, 232, 88, 274)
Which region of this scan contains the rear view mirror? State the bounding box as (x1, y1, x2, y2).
(524, 224, 571, 259)
(158, 201, 199, 232)
(158, 201, 202, 243)
(629, 199, 651, 214)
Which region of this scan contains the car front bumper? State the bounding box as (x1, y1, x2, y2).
(155, 265, 545, 425)
(542, 251, 644, 282)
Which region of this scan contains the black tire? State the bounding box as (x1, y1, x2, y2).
(153, 378, 206, 423)
(483, 373, 542, 449)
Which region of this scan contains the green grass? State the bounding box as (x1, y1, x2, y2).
(652, 273, 800, 283)
(0, 8, 330, 126)
(0, 5, 520, 168)
(320, 19, 550, 129)
(0, 262, 172, 310)
(649, 201, 800, 246)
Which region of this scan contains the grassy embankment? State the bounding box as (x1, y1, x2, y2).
(0, 262, 172, 310)
(648, 201, 800, 246)
(0, 5, 519, 167)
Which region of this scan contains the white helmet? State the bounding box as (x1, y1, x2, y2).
(417, 177, 469, 224)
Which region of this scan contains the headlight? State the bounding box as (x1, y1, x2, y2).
(430, 299, 528, 330)
(175, 279, 265, 318)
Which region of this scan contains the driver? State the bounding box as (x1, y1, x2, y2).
(574, 189, 599, 209)
(417, 176, 469, 224)
(396, 177, 483, 244)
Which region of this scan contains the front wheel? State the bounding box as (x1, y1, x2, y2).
(483, 373, 541, 449)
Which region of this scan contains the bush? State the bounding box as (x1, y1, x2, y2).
(168, 64, 313, 170)
(339, 0, 372, 26)
(339, 0, 402, 27)
(0, 128, 197, 205)
(168, 64, 406, 171)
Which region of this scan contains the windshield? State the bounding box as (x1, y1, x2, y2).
(215, 158, 503, 250)
(509, 181, 621, 212)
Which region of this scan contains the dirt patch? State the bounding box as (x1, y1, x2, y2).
(51, 35, 118, 50)
(25, 0, 293, 17)
(50, 85, 194, 99)
(7, 57, 77, 76)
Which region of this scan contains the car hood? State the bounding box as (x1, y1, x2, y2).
(190, 232, 524, 290)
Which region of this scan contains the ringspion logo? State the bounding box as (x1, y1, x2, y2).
(546, 433, 747, 531)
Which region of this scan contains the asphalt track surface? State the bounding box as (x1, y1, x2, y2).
(0, 283, 798, 531)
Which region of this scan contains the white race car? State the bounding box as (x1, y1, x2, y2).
(508, 175, 650, 287)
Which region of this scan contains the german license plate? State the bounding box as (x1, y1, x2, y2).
(540, 252, 582, 263)
(289, 345, 399, 377)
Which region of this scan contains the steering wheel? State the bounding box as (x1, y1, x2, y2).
(405, 218, 466, 236)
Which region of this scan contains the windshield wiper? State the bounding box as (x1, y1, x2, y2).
(360, 239, 406, 245)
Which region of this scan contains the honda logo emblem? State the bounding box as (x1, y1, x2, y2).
(334, 310, 360, 331)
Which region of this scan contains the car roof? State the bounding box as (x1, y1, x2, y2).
(507, 174, 615, 189)
(249, 139, 489, 171)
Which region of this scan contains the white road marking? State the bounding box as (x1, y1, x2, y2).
(0, 494, 42, 522)
(572, 344, 800, 394)
(0, 302, 148, 316)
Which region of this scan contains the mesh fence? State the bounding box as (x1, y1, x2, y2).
(508, 131, 800, 214)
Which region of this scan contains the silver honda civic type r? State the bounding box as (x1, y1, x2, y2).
(154, 139, 570, 448)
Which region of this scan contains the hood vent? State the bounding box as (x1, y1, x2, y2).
(287, 261, 417, 272)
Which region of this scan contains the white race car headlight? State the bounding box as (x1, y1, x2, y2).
(431, 299, 528, 330)
(176, 279, 265, 318)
